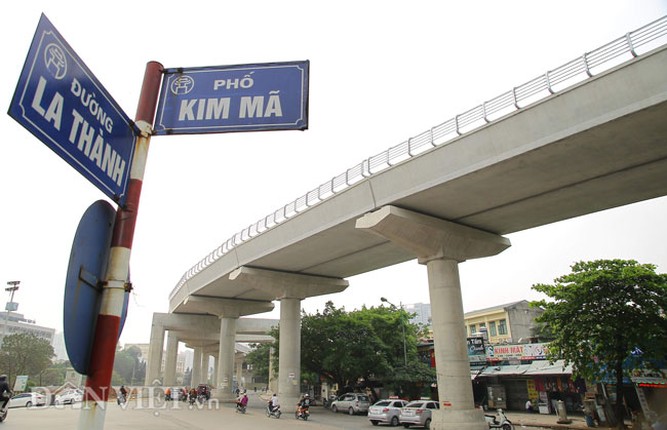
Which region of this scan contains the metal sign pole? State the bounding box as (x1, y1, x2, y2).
(77, 61, 163, 430)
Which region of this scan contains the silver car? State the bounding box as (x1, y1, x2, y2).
(399, 400, 439, 429)
(368, 398, 408, 426)
(330, 392, 371, 415)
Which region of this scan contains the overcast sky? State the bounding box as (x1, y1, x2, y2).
(2, 1, 666, 348)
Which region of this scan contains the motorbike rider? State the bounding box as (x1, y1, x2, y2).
(268, 393, 279, 412)
(297, 393, 311, 416)
(0, 375, 12, 410)
(188, 387, 197, 403)
(236, 390, 248, 410)
(117, 385, 128, 404)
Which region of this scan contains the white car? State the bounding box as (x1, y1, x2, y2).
(368, 398, 408, 426)
(8, 392, 47, 408)
(55, 389, 83, 405)
(399, 400, 439, 429)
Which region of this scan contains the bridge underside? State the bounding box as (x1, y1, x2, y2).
(170, 46, 667, 309)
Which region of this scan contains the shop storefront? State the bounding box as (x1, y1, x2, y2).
(474, 360, 581, 412)
(630, 367, 667, 424)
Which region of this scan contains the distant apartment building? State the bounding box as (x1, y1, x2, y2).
(464, 300, 542, 344)
(405, 302, 432, 326)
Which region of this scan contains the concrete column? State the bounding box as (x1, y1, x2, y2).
(211, 353, 219, 386)
(268, 346, 277, 393)
(235, 353, 244, 388)
(192, 347, 203, 386)
(214, 317, 237, 401)
(163, 331, 178, 386)
(425, 257, 486, 430)
(144, 321, 165, 385)
(203, 353, 211, 384)
(356, 205, 510, 430)
(179, 297, 274, 400)
(278, 297, 302, 407)
(227, 266, 348, 401)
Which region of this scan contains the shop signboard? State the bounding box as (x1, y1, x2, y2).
(467, 336, 486, 363)
(487, 342, 549, 361)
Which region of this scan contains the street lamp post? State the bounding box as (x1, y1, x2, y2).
(381, 297, 408, 368)
(3, 280, 21, 343)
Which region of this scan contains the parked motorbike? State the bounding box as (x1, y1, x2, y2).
(485, 409, 514, 430)
(266, 403, 282, 418)
(323, 395, 336, 409)
(295, 407, 310, 421)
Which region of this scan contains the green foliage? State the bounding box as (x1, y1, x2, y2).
(300, 301, 433, 394)
(0, 333, 55, 386)
(245, 338, 277, 381)
(532, 259, 667, 429)
(246, 301, 434, 397)
(112, 346, 145, 385)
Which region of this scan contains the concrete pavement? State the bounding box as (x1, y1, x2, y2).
(2, 391, 630, 430)
(505, 410, 630, 429)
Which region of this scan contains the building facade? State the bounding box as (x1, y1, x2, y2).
(464, 300, 543, 344)
(0, 311, 55, 345)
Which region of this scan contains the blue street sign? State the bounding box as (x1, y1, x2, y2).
(154, 60, 309, 135)
(8, 14, 136, 207)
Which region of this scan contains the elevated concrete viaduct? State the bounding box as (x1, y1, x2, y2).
(152, 21, 667, 429)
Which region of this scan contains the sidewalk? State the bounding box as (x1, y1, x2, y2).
(506, 411, 630, 429)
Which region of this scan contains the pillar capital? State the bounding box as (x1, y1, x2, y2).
(229, 266, 348, 300)
(183, 295, 274, 317)
(356, 205, 510, 262)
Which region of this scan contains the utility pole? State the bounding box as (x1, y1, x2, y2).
(381, 297, 408, 367)
(3, 281, 20, 344)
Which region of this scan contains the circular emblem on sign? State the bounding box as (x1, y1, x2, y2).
(170, 75, 195, 95)
(43, 42, 67, 80)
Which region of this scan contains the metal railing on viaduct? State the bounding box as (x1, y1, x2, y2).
(174, 15, 667, 292)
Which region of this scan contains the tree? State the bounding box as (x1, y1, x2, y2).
(245, 340, 275, 382)
(0, 333, 55, 386)
(298, 301, 433, 398)
(254, 301, 434, 398)
(113, 345, 144, 385)
(532, 259, 667, 429)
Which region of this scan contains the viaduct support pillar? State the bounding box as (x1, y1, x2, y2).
(229, 266, 348, 407)
(356, 205, 510, 430)
(192, 347, 203, 386)
(217, 317, 237, 401)
(424, 256, 484, 429)
(181, 296, 274, 402)
(268, 346, 277, 393)
(144, 320, 165, 385)
(163, 331, 178, 386)
(278, 297, 302, 406)
(211, 353, 219, 386)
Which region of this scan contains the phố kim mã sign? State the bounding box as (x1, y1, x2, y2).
(154, 61, 309, 135)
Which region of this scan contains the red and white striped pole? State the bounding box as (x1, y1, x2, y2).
(78, 61, 163, 430)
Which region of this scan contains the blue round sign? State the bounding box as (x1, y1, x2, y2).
(64, 200, 129, 374)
